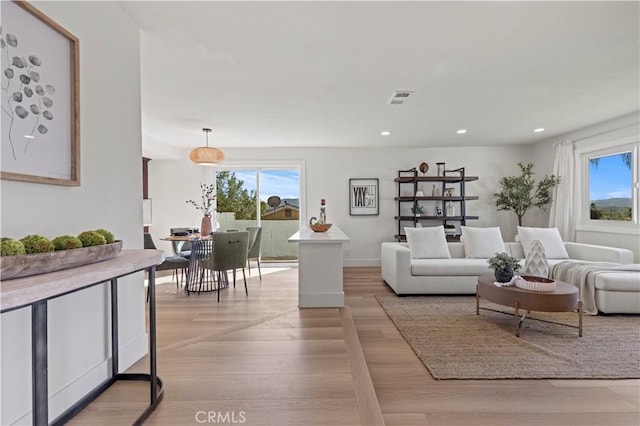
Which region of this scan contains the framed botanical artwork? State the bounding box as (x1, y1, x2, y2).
(1, 0, 80, 186)
(349, 178, 379, 216)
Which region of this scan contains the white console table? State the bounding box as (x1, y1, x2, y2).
(288, 225, 350, 308)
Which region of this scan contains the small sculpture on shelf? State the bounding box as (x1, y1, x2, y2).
(435, 206, 443, 217)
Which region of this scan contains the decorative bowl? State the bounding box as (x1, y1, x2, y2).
(310, 223, 332, 233)
(515, 275, 556, 292)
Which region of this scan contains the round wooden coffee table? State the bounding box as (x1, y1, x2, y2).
(476, 273, 582, 337)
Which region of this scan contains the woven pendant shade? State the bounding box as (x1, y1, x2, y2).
(190, 128, 224, 166)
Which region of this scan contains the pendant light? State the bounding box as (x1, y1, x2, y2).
(189, 128, 225, 166)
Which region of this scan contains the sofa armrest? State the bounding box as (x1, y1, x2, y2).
(564, 242, 634, 264)
(381, 242, 412, 291)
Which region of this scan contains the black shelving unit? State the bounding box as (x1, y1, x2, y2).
(394, 167, 479, 242)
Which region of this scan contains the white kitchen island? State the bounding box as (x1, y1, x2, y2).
(288, 225, 351, 308)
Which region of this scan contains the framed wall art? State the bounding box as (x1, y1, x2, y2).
(1, 0, 80, 186)
(349, 178, 379, 216)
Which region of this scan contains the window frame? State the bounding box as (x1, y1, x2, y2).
(576, 137, 639, 233)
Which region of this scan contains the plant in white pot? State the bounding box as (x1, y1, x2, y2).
(487, 252, 521, 283)
(410, 203, 425, 217)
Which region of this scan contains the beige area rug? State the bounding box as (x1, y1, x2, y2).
(376, 295, 640, 380)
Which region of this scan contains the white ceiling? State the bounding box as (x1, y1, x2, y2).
(118, 1, 640, 159)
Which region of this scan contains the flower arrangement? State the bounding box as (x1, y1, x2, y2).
(186, 183, 216, 216)
(487, 252, 521, 273)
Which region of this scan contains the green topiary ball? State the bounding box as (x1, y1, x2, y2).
(78, 231, 106, 247)
(94, 228, 115, 244)
(52, 235, 83, 251)
(1, 239, 26, 256)
(20, 235, 55, 254)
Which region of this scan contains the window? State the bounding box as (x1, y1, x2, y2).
(583, 141, 639, 226)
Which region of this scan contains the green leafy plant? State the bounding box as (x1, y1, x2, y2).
(493, 162, 560, 226)
(20, 235, 54, 254)
(1, 238, 26, 256)
(487, 252, 521, 273)
(78, 231, 106, 247)
(410, 203, 424, 215)
(52, 235, 83, 251)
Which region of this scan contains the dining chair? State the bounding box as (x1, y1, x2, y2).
(143, 233, 190, 301)
(170, 227, 192, 258)
(200, 231, 249, 302)
(246, 226, 262, 280)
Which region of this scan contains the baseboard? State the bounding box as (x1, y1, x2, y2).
(344, 258, 380, 267)
(13, 333, 148, 424)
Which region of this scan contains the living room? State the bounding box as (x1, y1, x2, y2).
(1, 1, 638, 425)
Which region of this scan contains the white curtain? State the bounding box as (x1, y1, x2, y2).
(548, 140, 574, 241)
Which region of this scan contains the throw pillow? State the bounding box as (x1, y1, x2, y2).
(516, 226, 569, 259)
(460, 226, 506, 258)
(404, 226, 451, 259)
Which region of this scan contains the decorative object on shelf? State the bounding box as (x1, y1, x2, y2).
(411, 203, 425, 216)
(416, 190, 424, 197)
(189, 128, 225, 166)
(186, 182, 217, 235)
(436, 162, 445, 177)
(444, 224, 456, 236)
(349, 178, 379, 216)
(515, 275, 557, 292)
(447, 202, 455, 217)
(487, 252, 521, 283)
(431, 185, 437, 196)
(493, 162, 560, 226)
(435, 206, 443, 217)
(419, 162, 429, 175)
(444, 187, 455, 197)
(522, 239, 549, 278)
(1, 1, 80, 186)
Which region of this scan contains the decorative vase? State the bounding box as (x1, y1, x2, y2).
(201, 214, 212, 236)
(494, 269, 513, 283)
(522, 239, 549, 278)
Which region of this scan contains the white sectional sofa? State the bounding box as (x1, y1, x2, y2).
(381, 241, 634, 295)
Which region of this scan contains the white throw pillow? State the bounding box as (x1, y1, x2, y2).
(404, 226, 451, 259)
(460, 226, 506, 258)
(517, 226, 569, 259)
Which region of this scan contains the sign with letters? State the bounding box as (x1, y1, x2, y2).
(349, 178, 379, 216)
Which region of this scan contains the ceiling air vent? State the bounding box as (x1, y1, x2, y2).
(388, 91, 414, 105)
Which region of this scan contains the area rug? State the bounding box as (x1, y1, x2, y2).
(376, 295, 640, 380)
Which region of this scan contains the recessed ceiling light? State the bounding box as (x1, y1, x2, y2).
(24, 135, 35, 139)
(534, 128, 545, 133)
(456, 129, 467, 134)
(380, 131, 391, 136)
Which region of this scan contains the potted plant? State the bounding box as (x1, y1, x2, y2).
(411, 203, 425, 216)
(487, 252, 521, 283)
(493, 162, 560, 226)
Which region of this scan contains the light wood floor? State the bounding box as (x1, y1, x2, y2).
(70, 267, 639, 425)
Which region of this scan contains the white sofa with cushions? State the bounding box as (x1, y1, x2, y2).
(381, 226, 635, 300)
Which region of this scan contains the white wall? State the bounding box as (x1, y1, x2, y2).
(0, 3, 145, 424)
(531, 112, 640, 261)
(149, 145, 530, 266)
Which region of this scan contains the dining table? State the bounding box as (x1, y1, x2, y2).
(160, 234, 222, 294)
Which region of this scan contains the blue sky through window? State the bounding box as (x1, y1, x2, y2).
(232, 169, 300, 202)
(589, 153, 632, 201)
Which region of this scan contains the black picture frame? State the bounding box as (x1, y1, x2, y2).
(349, 178, 379, 216)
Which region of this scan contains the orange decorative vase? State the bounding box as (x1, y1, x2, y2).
(201, 214, 213, 236)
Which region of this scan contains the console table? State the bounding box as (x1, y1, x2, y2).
(0, 249, 165, 425)
(288, 226, 350, 308)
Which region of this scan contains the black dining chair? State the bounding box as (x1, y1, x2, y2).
(144, 233, 190, 301)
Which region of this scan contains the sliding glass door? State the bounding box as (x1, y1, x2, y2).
(216, 167, 300, 261)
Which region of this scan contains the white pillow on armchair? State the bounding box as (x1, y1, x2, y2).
(517, 226, 569, 259)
